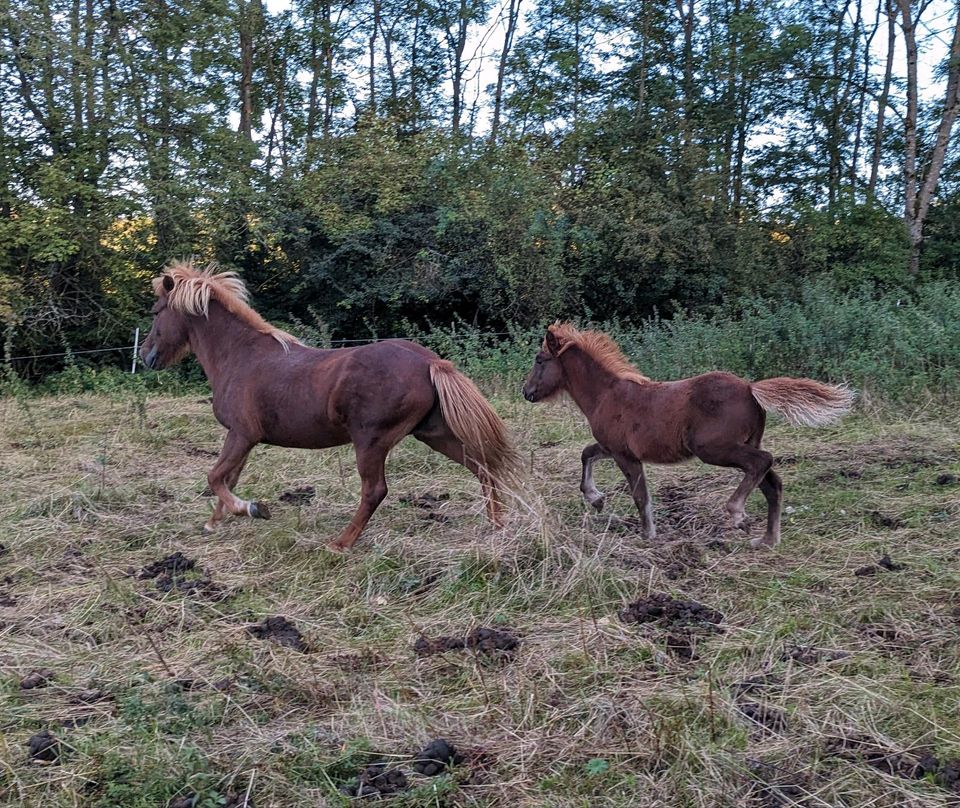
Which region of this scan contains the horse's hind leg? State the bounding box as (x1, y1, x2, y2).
(694, 443, 773, 537)
(414, 424, 502, 526)
(580, 443, 611, 511)
(204, 431, 265, 533)
(753, 469, 783, 548)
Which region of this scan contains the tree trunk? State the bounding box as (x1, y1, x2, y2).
(489, 0, 520, 144)
(868, 0, 896, 197)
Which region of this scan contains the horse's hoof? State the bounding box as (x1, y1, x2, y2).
(249, 501, 271, 520)
(750, 534, 778, 549)
(325, 541, 348, 554)
(202, 523, 216, 535)
(590, 495, 606, 512)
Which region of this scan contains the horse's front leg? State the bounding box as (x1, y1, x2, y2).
(612, 454, 656, 539)
(580, 443, 612, 511)
(204, 431, 268, 533)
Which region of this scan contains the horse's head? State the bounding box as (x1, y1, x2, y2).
(140, 273, 192, 370)
(522, 326, 567, 402)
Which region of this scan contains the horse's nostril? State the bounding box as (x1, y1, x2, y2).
(145, 347, 158, 369)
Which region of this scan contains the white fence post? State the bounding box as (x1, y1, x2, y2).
(131, 328, 140, 373)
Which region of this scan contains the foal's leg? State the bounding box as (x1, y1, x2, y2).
(580, 443, 611, 511)
(753, 469, 783, 548)
(415, 431, 503, 526)
(204, 431, 267, 533)
(612, 454, 656, 539)
(693, 443, 773, 536)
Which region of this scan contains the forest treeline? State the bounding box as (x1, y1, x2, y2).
(1, 0, 959, 377)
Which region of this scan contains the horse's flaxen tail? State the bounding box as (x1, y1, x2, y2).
(750, 377, 855, 427)
(429, 360, 522, 487)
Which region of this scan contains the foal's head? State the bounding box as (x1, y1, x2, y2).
(521, 326, 568, 402)
(141, 272, 192, 370)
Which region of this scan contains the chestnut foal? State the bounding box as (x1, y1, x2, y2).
(140, 260, 519, 551)
(522, 323, 853, 547)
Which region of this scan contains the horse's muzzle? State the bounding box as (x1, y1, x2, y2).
(144, 346, 159, 370)
(522, 386, 537, 402)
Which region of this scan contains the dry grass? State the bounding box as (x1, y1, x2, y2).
(1, 391, 959, 807)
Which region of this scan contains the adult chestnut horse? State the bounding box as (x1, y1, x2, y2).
(522, 323, 853, 548)
(140, 260, 519, 551)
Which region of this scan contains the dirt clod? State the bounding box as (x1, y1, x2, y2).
(27, 730, 60, 763)
(937, 759, 960, 793)
(619, 592, 723, 628)
(781, 645, 849, 665)
(20, 669, 54, 690)
(869, 511, 904, 529)
(415, 626, 519, 658)
(279, 485, 315, 504)
(139, 552, 195, 579)
(339, 762, 409, 799)
(246, 616, 309, 652)
(413, 739, 464, 775)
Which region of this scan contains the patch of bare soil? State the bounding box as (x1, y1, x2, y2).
(246, 616, 310, 652)
(279, 485, 315, 505)
(413, 739, 464, 775)
(654, 483, 726, 539)
(27, 730, 60, 763)
(138, 552, 226, 600)
(854, 553, 906, 577)
(414, 626, 520, 658)
(339, 762, 410, 799)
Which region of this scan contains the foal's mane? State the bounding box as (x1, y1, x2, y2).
(154, 260, 300, 350)
(547, 322, 649, 384)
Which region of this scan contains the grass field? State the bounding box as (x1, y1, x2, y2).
(2, 390, 960, 807)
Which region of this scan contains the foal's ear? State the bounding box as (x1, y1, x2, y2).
(162, 274, 175, 293)
(544, 328, 562, 356)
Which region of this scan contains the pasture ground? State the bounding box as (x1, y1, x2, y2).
(1, 391, 959, 807)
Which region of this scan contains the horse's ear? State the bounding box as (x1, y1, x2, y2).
(162, 274, 175, 293)
(545, 328, 562, 356)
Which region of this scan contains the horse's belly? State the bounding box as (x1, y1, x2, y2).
(262, 423, 350, 450)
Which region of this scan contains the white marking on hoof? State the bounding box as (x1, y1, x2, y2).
(750, 533, 779, 549)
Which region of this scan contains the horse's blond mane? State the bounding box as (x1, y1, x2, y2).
(154, 260, 300, 350)
(546, 322, 649, 384)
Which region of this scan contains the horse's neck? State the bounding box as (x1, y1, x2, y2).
(561, 349, 621, 420)
(187, 303, 270, 386)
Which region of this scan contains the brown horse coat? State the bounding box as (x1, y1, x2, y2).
(522, 323, 854, 547)
(141, 260, 519, 550)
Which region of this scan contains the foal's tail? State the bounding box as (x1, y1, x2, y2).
(751, 377, 855, 427)
(429, 361, 522, 486)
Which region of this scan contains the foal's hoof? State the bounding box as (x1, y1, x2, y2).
(248, 501, 271, 520)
